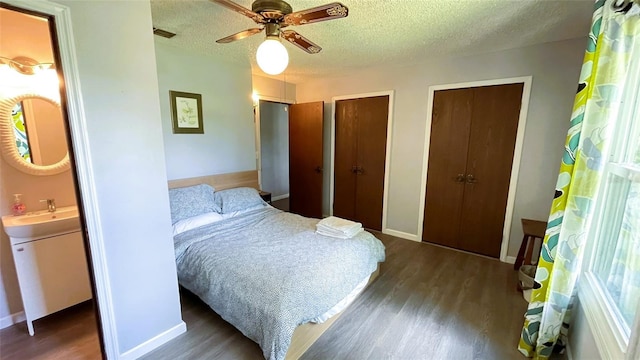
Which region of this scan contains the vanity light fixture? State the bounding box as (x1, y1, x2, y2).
(0, 56, 54, 75)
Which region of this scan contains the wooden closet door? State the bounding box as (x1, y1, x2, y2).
(334, 99, 359, 220)
(422, 89, 473, 248)
(423, 83, 523, 258)
(354, 96, 389, 231)
(334, 96, 389, 230)
(458, 84, 523, 257)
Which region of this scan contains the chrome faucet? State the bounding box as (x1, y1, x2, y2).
(40, 199, 56, 212)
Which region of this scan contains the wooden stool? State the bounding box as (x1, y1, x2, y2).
(514, 219, 547, 270)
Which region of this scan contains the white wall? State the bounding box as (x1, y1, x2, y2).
(297, 38, 586, 258)
(57, 0, 184, 354)
(260, 100, 289, 198)
(155, 42, 256, 181)
(253, 75, 296, 103)
(569, 299, 602, 360)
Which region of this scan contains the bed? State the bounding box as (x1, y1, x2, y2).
(168, 171, 385, 360)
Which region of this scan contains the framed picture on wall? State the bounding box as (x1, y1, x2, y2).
(170, 90, 203, 134)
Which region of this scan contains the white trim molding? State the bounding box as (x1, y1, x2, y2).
(3, 0, 119, 358)
(119, 322, 187, 360)
(272, 193, 289, 201)
(383, 229, 419, 242)
(0, 311, 25, 330)
(579, 274, 627, 359)
(417, 76, 533, 262)
(329, 90, 395, 235)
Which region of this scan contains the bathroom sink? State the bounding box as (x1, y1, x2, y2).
(1, 206, 81, 241)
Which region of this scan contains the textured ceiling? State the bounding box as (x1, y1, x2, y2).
(150, 0, 594, 83)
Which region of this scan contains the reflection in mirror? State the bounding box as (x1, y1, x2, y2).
(0, 93, 70, 176)
(12, 102, 30, 161)
(11, 97, 67, 166)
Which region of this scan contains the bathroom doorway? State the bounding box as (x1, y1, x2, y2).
(0, 4, 102, 358)
(255, 99, 292, 211)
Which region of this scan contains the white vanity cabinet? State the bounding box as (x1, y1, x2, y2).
(11, 231, 92, 335)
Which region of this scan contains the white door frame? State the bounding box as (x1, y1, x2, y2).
(330, 90, 395, 233)
(3, 0, 118, 358)
(252, 94, 294, 191)
(417, 76, 533, 263)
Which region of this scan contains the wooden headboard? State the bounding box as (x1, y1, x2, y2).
(167, 170, 259, 190)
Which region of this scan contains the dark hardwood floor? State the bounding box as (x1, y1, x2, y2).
(302, 232, 527, 360)
(0, 300, 101, 360)
(144, 232, 527, 359)
(0, 232, 528, 360)
(271, 197, 289, 212)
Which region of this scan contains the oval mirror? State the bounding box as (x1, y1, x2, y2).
(0, 93, 70, 175)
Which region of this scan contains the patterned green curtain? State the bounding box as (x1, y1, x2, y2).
(518, 1, 640, 358)
(11, 102, 31, 163)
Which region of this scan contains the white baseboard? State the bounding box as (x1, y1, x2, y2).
(272, 194, 289, 201)
(0, 311, 25, 329)
(382, 228, 420, 242)
(504, 255, 516, 264)
(119, 321, 186, 360)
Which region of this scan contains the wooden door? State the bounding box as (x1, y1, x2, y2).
(334, 96, 389, 230)
(334, 99, 358, 220)
(354, 96, 389, 230)
(422, 84, 523, 258)
(422, 88, 473, 249)
(458, 84, 523, 257)
(289, 101, 324, 218)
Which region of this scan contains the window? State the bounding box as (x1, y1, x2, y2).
(580, 44, 640, 359)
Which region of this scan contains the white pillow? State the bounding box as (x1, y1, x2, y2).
(172, 211, 225, 236)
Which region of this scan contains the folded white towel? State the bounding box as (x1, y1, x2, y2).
(316, 216, 363, 239)
(316, 225, 363, 237)
(317, 216, 362, 232)
(316, 227, 363, 239)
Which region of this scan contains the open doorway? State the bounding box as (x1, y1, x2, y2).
(255, 98, 325, 217)
(256, 99, 292, 211)
(0, 4, 101, 358)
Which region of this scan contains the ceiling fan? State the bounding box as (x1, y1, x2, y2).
(211, 0, 349, 74)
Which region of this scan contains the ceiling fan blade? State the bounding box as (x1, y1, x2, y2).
(283, 2, 348, 26)
(216, 28, 264, 43)
(209, 0, 264, 23)
(281, 30, 322, 54)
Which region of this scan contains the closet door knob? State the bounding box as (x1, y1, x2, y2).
(454, 174, 466, 183)
(351, 166, 358, 173)
(314, 166, 323, 173)
(466, 174, 478, 184)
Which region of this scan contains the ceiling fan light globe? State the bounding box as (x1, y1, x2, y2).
(256, 38, 289, 75)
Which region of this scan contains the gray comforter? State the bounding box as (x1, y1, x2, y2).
(173, 206, 385, 360)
